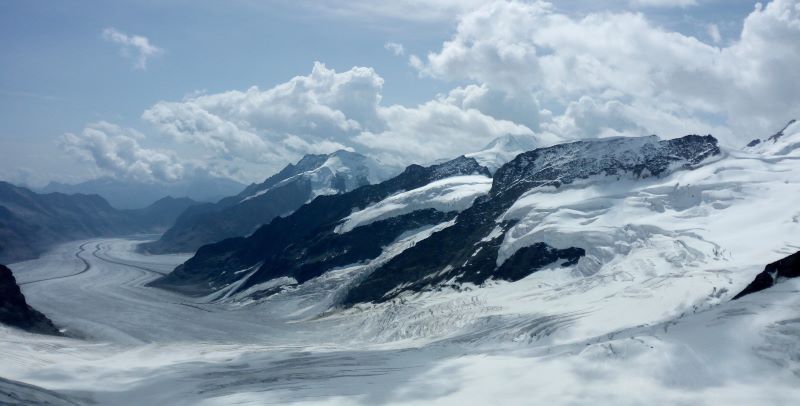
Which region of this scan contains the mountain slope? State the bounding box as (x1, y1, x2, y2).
(0, 182, 197, 263)
(150, 156, 491, 296)
(140, 150, 396, 255)
(40, 175, 245, 210)
(342, 134, 721, 304)
(0, 264, 59, 335)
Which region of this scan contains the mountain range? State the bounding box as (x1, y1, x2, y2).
(151, 134, 720, 302)
(140, 150, 397, 255)
(40, 175, 245, 210)
(145, 121, 800, 322)
(0, 182, 197, 263)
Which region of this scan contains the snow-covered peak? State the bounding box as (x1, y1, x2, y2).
(744, 119, 800, 157)
(492, 134, 720, 196)
(466, 134, 540, 174)
(240, 150, 397, 203)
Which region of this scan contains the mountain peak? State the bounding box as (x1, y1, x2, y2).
(492, 134, 719, 197)
(466, 134, 540, 174)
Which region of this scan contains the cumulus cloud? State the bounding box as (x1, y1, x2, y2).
(413, 0, 800, 143)
(74, 0, 798, 183)
(102, 27, 163, 70)
(141, 62, 531, 171)
(60, 122, 184, 182)
(357, 98, 534, 166)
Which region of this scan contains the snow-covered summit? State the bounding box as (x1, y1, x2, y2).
(241, 150, 396, 203)
(466, 134, 540, 173)
(492, 134, 720, 197)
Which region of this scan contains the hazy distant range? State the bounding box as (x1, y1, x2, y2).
(39, 176, 245, 209)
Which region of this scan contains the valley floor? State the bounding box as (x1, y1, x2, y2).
(1, 238, 799, 405)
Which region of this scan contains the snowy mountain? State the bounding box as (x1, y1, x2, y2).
(465, 134, 540, 173)
(150, 155, 491, 296)
(140, 150, 398, 255)
(157, 127, 800, 346)
(153, 133, 721, 305)
(151, 128, 800, 318)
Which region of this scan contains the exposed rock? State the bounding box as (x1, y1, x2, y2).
(733, 251, 800, 299)
(0, 264, 60, 335)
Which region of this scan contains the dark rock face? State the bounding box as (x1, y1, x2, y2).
(0, 182, 198, 263)
(0, 264, 59, 335)
(140, 151, 381, 255)
(342, 134, 720, 305)
(151, 156, 491, 296)
(733, 251, 800, 299)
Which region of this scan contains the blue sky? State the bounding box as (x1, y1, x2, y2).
(1, 0, 794, 186)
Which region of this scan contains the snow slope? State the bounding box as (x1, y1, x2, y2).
(335, 175, 491, 234)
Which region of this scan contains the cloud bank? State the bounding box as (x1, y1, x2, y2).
(65, 1, 800, 184)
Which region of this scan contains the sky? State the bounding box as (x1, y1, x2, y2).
(0, 0, 797, 187)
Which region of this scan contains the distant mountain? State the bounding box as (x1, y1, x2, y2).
(0, 264, 59, 335)
(140, 150, 397, 255)
(466, 134, 540, 173)
(0, 182, 198, 263)
(150, 155, 491, 296)
(40, 175, 245, 209)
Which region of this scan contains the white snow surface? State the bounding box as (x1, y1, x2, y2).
(1, 141, 800, 404)
(335, 175, 492, 234)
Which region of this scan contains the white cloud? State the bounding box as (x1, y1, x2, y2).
(73, 0, 799, 183)
(60, 122, 184, 182)
(141, 62, 382, 170)
(357, 98, 534, 166)
(102, 27, 163, 70)
(413, 0, 800, 143)
(384, 42, 405, 56)
(141, 62, 532, 171)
